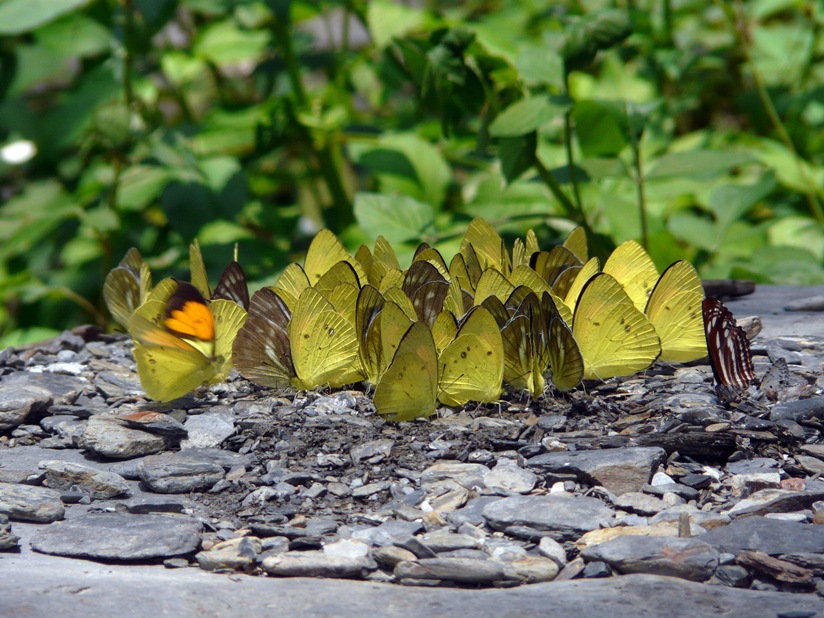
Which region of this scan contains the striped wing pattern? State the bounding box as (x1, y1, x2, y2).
(702, 297, 756, 391)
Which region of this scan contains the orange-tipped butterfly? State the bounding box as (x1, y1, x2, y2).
(129, 280, 247, 401)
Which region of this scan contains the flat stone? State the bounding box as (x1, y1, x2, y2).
(196, 537, 261, 571)
(500, 555, 560, 583)
(180, 409, 235, 449)
(419, 529, 481, 552)
(537, 536, 567, 567)
(769, 397, 824, 422)
(323, 539, 371, 561)
(581, 536, 719, 582)
(1, 372, 89, 404)
(728, 472, 782, 499)
(482, 458, 537, 494)
(483, 495, 614, 541)
(79, 414, 168, 459)
(39, 460, 131, 499)
(262, 551, 372, 578)
(700, 516, 824, 555)
(0, 384, 53, 431)
(526, 447, 666, 495)
(350, 439, 394, 464)
(0, 517, 20, 550)
(795, 455, 824, 476)
(394, 557, 505, 583)
(350, 520, 424, 546)
(724, 489, 824, 517)
(614, 492, 667, 515)
(420, 462, 489, 488)
(138, 452, 225, 494)
(373, 545, 417, 567)
(0, 482, 64, 522)
(31, 512, 202, 560)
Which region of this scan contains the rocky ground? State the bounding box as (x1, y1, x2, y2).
(1, 285, 824, 617)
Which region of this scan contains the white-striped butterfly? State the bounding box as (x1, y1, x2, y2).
(702, 297, 756, 400)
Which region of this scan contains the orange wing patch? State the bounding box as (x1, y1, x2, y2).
(163, 282, 215, 341)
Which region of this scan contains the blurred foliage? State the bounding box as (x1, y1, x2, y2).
(1, 0, 823, 347)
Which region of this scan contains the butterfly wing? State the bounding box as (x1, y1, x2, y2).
(213, 261, 250, 311)
(602, 240, 658, 312)
(702, 297, 756, 391)
(438, 306, 503, 406)
(289, 288, 362, 389)
(573, 273, 661, 380)
(133, 343, 214, 402)
(189, 239, 211, 299)
(373, 322, 438, 421)
(645, 260, 706, 362)
(233, 287, 296, 389)
(542, 292, 583, 391)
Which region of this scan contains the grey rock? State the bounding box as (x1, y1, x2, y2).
(323, 539, 371, 561)
(537, 536, 567, 567)
(483, 495, 614, 541)
(394, 557, 504, 583)
(196, 537, 261, 571)
(482, 458, 537, 494)
(138, 452, 225, 494)
(728, 472, 781, 499)
(420, 461, 489, 488)
(700, 516, 824, 555)
(583, 560, 612, 578)
(0, 384, 52, 431)
(0, 517, 20, 550)
(614, 492, 667, 515)
(642, 482, 700, 501)
(581, 536, 720, 582)
(419, 529, 481, 552)
(31, 512, 202, 560)
(262, 550, 372, 578)
(373, 545, 417, 567)
(117, 494, 195, 515)
(770, 397, 824, 422)
(1, 372, 89, 404)
(500, 555, 560, 583)
(39, 460, 131, 499)
(711, 564, 752, 588)
(180, 409, 235, 449)
(352, 481, 390, 498)
(79, 414, 168, 459)
(526, 447, 666, 495)
(445, 496, 502, 526)
(0, 482, 64, 522)
(725, 489, 824, 518)
(350, 439, 394, 464)
(351, 520, 424, 546)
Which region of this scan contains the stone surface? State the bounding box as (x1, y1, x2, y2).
(394, 557, 505, 583)
(195, 537, 260, 571)
(262, 551, 372, 579)
(581, 536, 720, 582)
(30, 513, 202, 560)
(482, 458, 537, 494)
(138, 452, 225, 493)
(482, 495, 614, 541)
(0, 482, 64, 522)
(700, 516, 824, 555)
(526, 447, 666, 495)
(0, 384, 52, 431)
(180, 409, 235, 449)
(39, 460, 131, 499)
(79, 414, 168, 459)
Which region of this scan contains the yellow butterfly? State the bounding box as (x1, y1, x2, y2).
(437, 306, 504, 406)
(373, 321, 439, 421)
(461, 218, 510, 275)
(602, 240, 659, 312)
(572, 273, 661, 380)
(355, 285, 413, 385)
(355, 236, 401, 288)
(645, 260, 706, 362)
(104, 247, 152, 329)
(563, 226, 588, 262)
(563, 257, 600, 313)
(234, 287, 362, 390)
(129, 280, 247, 401)
(402, 261, 449, 327)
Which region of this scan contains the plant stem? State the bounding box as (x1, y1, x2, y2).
(627, 105, 649, 249)
(534, 156, 592, 237)
(720, 0, 824, 224)
(562, 71, 584, 213)
(272, 18, 352, 230)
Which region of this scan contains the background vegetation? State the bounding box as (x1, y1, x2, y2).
(0, 0, 822, 348)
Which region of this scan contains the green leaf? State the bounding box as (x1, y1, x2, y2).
(498, 133, 536, 184)
(194, 19, 269, 67)
(198, 220, 255, 245)
(647, 150, 756, 180)
(515, 42, 564, 89)
(563, 9, 632, 71)
(354, 193, 435, 244)
(666, 213, 717, 252)
(367, 0, 427, 49)
(0, 0, 91, 35)
(118, 166, 173, 212)
(747, 246, 824, 285)
(709, 172, 776, 233)
(768, 216, 824, 261)
(490, 96, 571, 138)
(36, 13, 110, 57)
(573, 100, 629, 158)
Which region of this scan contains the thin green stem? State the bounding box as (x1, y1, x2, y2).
(631, 139, 649, 250)
(272, 18, 352, 229)
(120, 0, 135, 107)
(534, 156, 589, 234)
(562, 72, 584, 213)
(718, 0, 824, 224)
